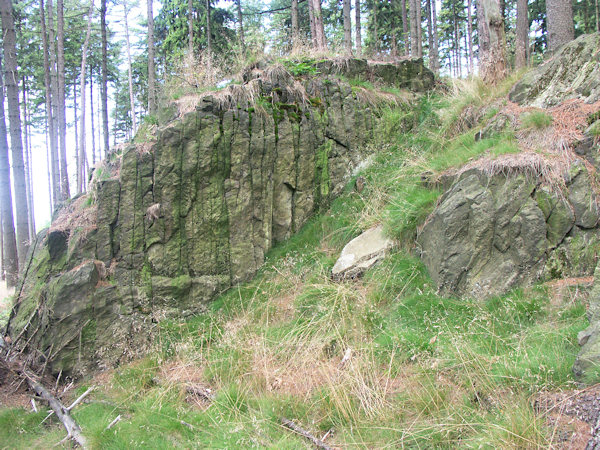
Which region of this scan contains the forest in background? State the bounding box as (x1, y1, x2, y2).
(0, 0, 596, 287)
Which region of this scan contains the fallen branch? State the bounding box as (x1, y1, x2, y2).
(106, 415, 121, 430)
(280, 418, 332, 450)
(41, 386, 94, 424)
(25, 374, 87, 448)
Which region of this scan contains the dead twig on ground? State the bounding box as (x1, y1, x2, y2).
(281, 417, 333, 450)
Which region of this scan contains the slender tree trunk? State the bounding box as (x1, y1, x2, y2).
(44, 118, 53, 209)
(409, 0, 417, 56)
(515, 0, 528, 69)
(546, 0, 574, 52)
(0, 0, 30, 265)
(416, 0, 422, 58)
(206, 0, 213, 82)
(343, 0, 352, 54)
(312, 0, 326, 50)
(373, 0, 379, 53)
(40, 0, 59, 209)
(21, 79, 34, 241)
(147, 0, 157, 114)
(596, 0, 599, 33)
(78, 0, 94, 194)
(0, 55, 18, 287)
(426, 0, 434, 70)
(467, 0, 474, 73)
(391, 4, 398, 59)
(123, 0, 137, 135)
(57, 0, 69, 200)
(101, 0, 109, 158)
(47, 0, 61, 202)
(431, 0, 439, 73)
(355, 0, 361, 55)
(477, 0, 507, 84)
(308, 0, 317, 48)
(291, 0, 299, 49)
(74, 80, 78, 186)
(400, 0, 407, 55)
(188, 0, 193, 53)
(236, 0, 245, 53)
(90, 70, 96, 165)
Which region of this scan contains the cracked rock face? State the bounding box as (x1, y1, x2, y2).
(6, 59, 434, 377)
(418, 162, 600, 299)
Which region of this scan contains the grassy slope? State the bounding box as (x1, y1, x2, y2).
(0, 75, 589, 449)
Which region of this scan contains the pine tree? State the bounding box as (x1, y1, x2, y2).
(477, 0, 507, 84)
(0, 0, 30, 265)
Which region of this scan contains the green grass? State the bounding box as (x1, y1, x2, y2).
(521, 110, 554, 129)
(1, 77, 589, 449)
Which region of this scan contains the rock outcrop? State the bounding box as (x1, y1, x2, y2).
(418, 160, 600, 298)
(5, 59, 434, 376)
(509, 33, 600, 108)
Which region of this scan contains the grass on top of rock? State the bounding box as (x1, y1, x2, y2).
(1, 77, 589, 449)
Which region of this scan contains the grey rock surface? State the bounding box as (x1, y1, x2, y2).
(332, 225, 393, 280)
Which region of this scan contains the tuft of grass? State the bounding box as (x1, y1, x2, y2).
(521, 110, 554, 130)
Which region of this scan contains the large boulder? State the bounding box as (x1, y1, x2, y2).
(418, 160, 600, 298)
(6, 59, 434, 376)
(509, 33, 600, 108)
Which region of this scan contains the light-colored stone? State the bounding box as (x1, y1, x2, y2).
(332, 225, 393, 280)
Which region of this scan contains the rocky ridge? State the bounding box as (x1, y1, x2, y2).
(5, 58, 434, 376)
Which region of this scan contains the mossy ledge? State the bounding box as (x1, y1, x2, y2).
(5, 59, 434, 377)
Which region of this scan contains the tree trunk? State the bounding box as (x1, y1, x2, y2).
(90, 70, 96, 165)
(343, 0, 352, 54)
(426, 0, 434, 70)
(147, 0, 157, 114)
(373, 0, 379, 53)
(401, 0, 408, 54)
(123, 0, 137, 135)
(546, 0, 574, 52)
(236, 0, 245, 53)
(101, 0, 109, 158)
(416, 0, 422, 58)
(40, 0, 59, 209)
(74, 80, 78, 186)
(515, 0, 528, 69)
(477, 0, 507, 84)
(0, 0, 30, 266)
(45, 118, 52, 210)
(188, 0, 193, 54)
(409, 0, 417, 56)
(292, 0, 299, 49)
(78, 0, 94, 194)
(47, 0, 61, 202)
(0, 55, 18, 287)
(467, 0, 474, 73)
(21, 79, 34, 242)
(596, 0, 599, 33)
(57, 0, 69, 200)
(312, 0, 326, 50)
(431, 0, 439, 73)
(206, 0, 213, 82)
(355, 0, 361, 55)
(308, 0, 317, 48)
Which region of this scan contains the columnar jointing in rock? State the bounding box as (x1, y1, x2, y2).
(6, 59, 435, 376)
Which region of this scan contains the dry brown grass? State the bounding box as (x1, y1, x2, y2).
(49, 195, 97, 236)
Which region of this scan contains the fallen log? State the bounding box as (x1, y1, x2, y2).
(25, 374, 87, 448)
(281, 417, 332, 450)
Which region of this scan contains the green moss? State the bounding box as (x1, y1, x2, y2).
(314, 140, 332, 209)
